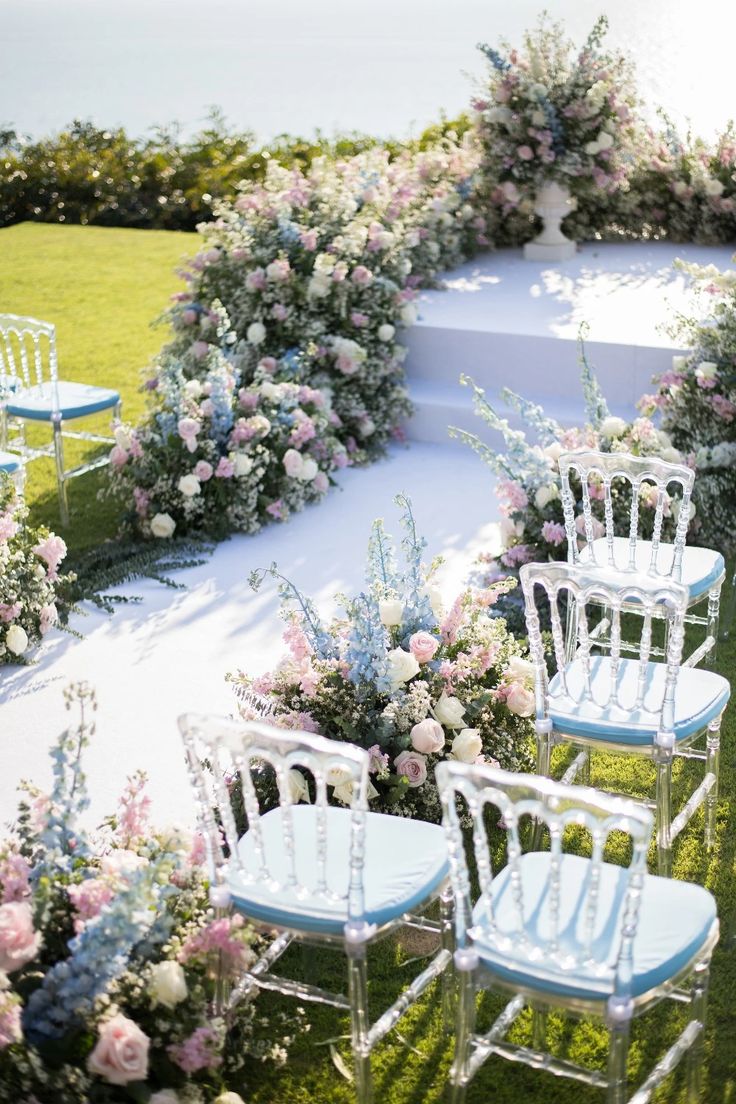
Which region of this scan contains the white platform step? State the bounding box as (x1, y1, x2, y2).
(402, 241, 735, 446)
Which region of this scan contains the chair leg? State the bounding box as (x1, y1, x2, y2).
(450, 967, 477, 1104)
(347, 947, 373, 1104)
(564, 595, 578, 663)
(705, 586, 721, 667)
(531, 730, 552, 850)
(686, 959, 710, 1103)
(705, 716, 722, 850)
(439, 886, 456, 1034)
(52, 414, 69, 527)
(606, 1021, 630, 1104)
(531, 1006, 547, 1050)
(655, 754, 673, 878)
(0, 404, 7, 450)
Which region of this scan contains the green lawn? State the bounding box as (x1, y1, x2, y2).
(0, 222, 194, 548)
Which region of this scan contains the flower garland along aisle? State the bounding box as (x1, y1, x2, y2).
(0, 684, 300, 1104)
(643, 257, 736, 553)
(450, 339, 687, 630)
(228, 495, 534, 824)
(474, 15, 641, 247)
(107, 139, 484, 540)
(0, 473, 70, 665)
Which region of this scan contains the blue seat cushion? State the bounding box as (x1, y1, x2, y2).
(7, 380, 120, 421)
(549, 655, 729, 745)
(229, 805, 449, 935)
(0, 451, 21, 473)
(472, 851, 716, 1002)
(584, 537, 724, 601)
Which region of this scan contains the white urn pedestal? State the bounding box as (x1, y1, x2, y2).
(523, 179, 577, 262)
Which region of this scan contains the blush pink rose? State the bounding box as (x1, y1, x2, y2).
(505, 683, 535, 717)
(408, 631, 439, 664)
(194, 460, 214, 482)
(87, 1013, 150, 1085)
(394, 750, 428, 788)
(0, 902, 41, 973)
(32, 534, 67, 581)
(191, 341, 210, 360)
(409, 718, 445, 755)
(109, 445, 128, 468)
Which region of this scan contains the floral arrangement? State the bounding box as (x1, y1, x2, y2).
(451, 342, 687, 628)
(228, 495, 534, 824)
(0, 473, 70, 664)
(474, 15, 641, 245)
(643, 257, 736, 552)
(0, 684, 299, 1103)
(107, 138, 484, 539)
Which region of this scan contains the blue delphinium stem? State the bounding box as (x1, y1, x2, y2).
(578, 323, 610, 428)
(249, 564, 336, 660)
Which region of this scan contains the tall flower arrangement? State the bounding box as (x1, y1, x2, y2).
(107, 138, 483, 538)
(474, 15, 640, 245)
(643, 257, 736, 552)
(0, 474, 69, 663)
(228, 495, 534, 824)
(0, 685, 299, 1103)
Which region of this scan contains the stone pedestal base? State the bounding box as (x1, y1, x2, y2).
(524, 239, 577, 262)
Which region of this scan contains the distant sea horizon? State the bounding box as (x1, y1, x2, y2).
(2, 0, 735, 142)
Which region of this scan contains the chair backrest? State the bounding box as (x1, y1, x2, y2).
(0, 313, 58, 393)
(520, 561, 689, 746)
(179, 713, 371, 926)
(435, 759, 653, 1003)
(558, 449, 694, 581)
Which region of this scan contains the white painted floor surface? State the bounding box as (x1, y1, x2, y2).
(0, 445, 499, 828)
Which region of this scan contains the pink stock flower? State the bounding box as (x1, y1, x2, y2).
(271, 302, 289, 321)
(350, 311, 369, 328)
(215, 457, 235, 479)
(312, 471, 329, 494)
(87, 1014, 150, 1086)
(497, 480, 528, 512)
(109, 445, 128, 468)
(179, 914, 251, 975)
(0, 850, 30, 903)
(542, 520, 566, 546)
(409, 631, 439, 663)
(32, 534, 67, 581)
(194, 460, 214, 482)
(0, 603, 21, 623)
(0, 993, 21, 1050)
(711, 394, 736, 421)
(368, 745, 390, 774)
(67, 878, 116, 933)
(168, 1027, 222, 1074)
(116, 772, 151, 846)
(133, 488, 149, 518)
(0, 902, 41, 973)
(266, 499, 284, 519)
(245, 268, 267, 291)
(39, 604, 57, 635)
(300, 228, 318, 250)
(0, 512, 19, 542)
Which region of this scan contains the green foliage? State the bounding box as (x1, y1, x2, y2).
(0, 109, 472, 232)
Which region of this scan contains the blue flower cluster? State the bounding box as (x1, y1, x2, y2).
(477, 42, 511, 71)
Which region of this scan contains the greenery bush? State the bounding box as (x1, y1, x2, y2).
(0, 110, 471, 232)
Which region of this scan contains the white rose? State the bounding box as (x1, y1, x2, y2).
(400, 303, 418, 327)
(214, 1094, 247, 1104)
(530, 109, 546, 126)
(599, 415, 628, 438)
(177, 474, 201, 497)
(505, 655, 536, 685)
(157, 824, 194, 853)
(150, 513, 176, 539)
(327, 764, 354, 788)
(334, 778, 379, 806)
(387, 647, 420, 688)
(231, 452, 253, 477)
(488, 105, 513, 126)
(452, 728, 483, 763)
(259, 381, 282, 402)
(543, 441, 563, 463)
(150, 1093, 181, 1104)
(534, 483, 560, 510)
(529, 82, 548, 98)
(149, 961, 188, 1009)
(672, 180, 688, 197)
(672, 498, 697, 523)
(506, 683, 536, 717)
(499, 516, 524, 549)
(584, 140, 601, 156)
(696, 361, 718, 381)
(297, 458, 318, 482)
(410, 718, 446, 754)
(246, 322, 266, 345)
(379, 599, 404, 627)
(113, 425, 132, 450)
(671, 355, 688, 371)
(377, 324, 396, 342)
(596, 131, 614, 150)
(704, 178, 725, 197)
(420, 584, 444, 620)
(5, 624, 28, 656)
(182, 379, 203, 400)
(308, 273, 332, 298)
(287, 769, 310, 804)
(432, 693, 466, 729)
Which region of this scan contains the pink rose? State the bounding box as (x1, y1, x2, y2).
(282, 448, 304, 477)
(194, 460, 214, 482)
(517, 145, 534, 161)
(191, 341, 209, 360)
(258, 357, 278, 374)
(394, 750, 428, 788)
(409, 718, 445, 755)
(177, 418, 201, 454)
(312, 471, 329, 493)
(215, 457, 235, 479)
(109, 445, 128, 468)
(351, 265, 373, 286)
(409, 631, 439, 664)
(181, 309, 197, 325)
(87, 1013, 150, 1085)
(0, 902, 40, 973)
(505, 683, 535, 717)
(245, 268, 267, 291)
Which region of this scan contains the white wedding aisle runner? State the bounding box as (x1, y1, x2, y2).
(0, 444, 498, 827)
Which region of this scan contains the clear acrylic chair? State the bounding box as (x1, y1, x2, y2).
(559, 449, 725, 668)
(0, 313, 121, 526)
(520, 561, 730, 877)
(0, 450, 24, 494)
(179, 712, 454, 1104)
(437, 760, 719, 1104)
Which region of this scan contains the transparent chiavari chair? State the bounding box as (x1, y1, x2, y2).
(0, 313, 121, 525)
(179, 713, 454, 1104)
(437, 761, 719, 1104)
(520, 561, 730, 877)
(559, 449, 725, 668)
